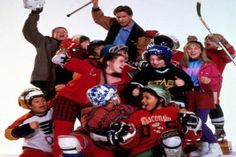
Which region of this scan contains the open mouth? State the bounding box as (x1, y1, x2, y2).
(39, 105, 47, 109)
(59, 35, 66, 38)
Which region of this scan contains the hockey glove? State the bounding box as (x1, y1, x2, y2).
(179, 111, 202, 135)
(52, 50, 70, 67)
(107, 122, 136, 145)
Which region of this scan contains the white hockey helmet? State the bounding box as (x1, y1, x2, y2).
(23, 0, 45, 11)
(18, 88, 44, 109)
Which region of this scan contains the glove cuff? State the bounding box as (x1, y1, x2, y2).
(31, 8, 43, 14)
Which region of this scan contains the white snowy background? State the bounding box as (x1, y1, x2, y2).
(0, 0, 236, 156)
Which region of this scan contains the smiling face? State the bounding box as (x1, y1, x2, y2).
(204, 38, 219, 50)
(149, 55, 166, 68)
(52, 28, 68, 41)
(185, 43, 202, 59)
(28, 96, 48, 115)
(141, 92, 159, 111)
(107, 55, 126, 74)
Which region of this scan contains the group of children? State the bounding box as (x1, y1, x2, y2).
(5, 1, 236, 157)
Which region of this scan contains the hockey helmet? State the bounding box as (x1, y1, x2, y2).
(86, 84, 118, 106)
(169, 35, 180, 49)
(18, 88, 44, 109)
(100, 44, 128, 57)
(142, 84, 171, 105)
(154, 35, 174, 49)
(87, 40, 105, 55)
(23, 0, 45, 11)
(146, 45, 172, 64)
(109, 44, 128, 54)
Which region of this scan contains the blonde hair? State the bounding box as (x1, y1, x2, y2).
(181, 41, 211, 67)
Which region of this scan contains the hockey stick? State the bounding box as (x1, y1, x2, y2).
(196, 0, 236, 66)
(66, 1, 92, 17)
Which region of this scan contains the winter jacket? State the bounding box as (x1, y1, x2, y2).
(198, 63, 222, 93)
(5, 108, 53, 152)
(22, 12, 73, 98)
(206, 46, 236, 74)
(92, 8, 145, 61)
(183, 62, 222, 111)
(58, 58, 132, 105)
(130, 63, 193, 102)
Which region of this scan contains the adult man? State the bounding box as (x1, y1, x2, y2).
(23, 7, 73, 100)
(91, 0, 145, 61)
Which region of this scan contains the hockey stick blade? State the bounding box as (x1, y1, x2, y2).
(196, 0, 201, 17)
(196, 0, 211, 32)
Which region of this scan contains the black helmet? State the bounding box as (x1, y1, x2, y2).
(87, 40, 105, 55)
(154, 35, 174, 49)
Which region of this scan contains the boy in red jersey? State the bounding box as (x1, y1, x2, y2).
(107, 84, 202, 157)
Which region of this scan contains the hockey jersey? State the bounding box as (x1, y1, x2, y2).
(5, 108, 53, 152)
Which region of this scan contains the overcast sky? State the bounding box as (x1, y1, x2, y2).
(1, 0, 236, 155)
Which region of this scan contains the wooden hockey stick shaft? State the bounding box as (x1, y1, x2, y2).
(196, 0, 236, 66)
(67, 1, 92, 17)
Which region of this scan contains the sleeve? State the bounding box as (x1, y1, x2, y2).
(11, 124, 35, 138)
(5, 113, 34, 140)
(200, 63, 222, 92)
(220, 46, 236, 63)
(122, 65, 134, 82)
(63, 58, 91, 73)
(80, 107, 95, 130)
(22, 12, 46, 47)
(91, 7, 116, 30)
(208, 64, 222, 92)
(174, 66, 194, 91)
(130, 68, 148, 87)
